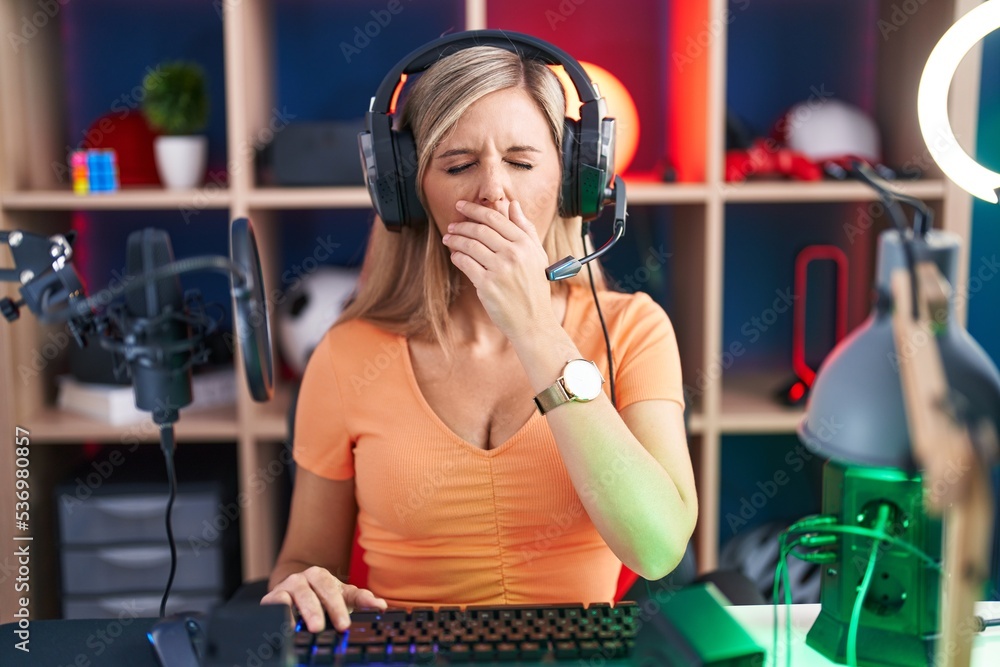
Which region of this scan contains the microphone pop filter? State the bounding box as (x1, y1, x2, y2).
(229, 217, 274, 402)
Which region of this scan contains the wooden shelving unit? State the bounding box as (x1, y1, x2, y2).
(0, 0, 986, 622)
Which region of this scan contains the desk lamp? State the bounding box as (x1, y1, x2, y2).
(791, 4, 1000, 665)
(797, 215, 1000, 667)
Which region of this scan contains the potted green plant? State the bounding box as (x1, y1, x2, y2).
(142, 61, 210, 189)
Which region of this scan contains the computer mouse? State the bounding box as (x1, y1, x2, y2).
(148, 612, 206, 667)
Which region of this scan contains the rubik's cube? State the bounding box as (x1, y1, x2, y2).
(71, 149, 120, 194)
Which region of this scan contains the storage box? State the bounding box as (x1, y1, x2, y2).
(61, 544, 223, 595)
(62, 592, 222, 620)
(58, 487, 223, 546)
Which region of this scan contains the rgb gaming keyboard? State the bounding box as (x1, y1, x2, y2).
(293, 601, 640, 665)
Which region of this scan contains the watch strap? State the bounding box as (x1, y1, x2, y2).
(533, 379, 569, 415)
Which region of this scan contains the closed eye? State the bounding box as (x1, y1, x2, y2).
(446, 162, 474, 175)
(445, 160, 534, 175)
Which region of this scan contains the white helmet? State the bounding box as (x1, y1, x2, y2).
(782, 99, 881, 164)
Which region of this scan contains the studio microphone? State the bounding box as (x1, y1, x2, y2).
(546, 174, 627, 281)
(88, 220, 273, 407)
(119, 228, 198, 425)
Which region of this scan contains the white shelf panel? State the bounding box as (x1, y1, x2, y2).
(719, 371, 806, 434)
(688, 410, 704, 435)
(721, 179, 947, 204)
(247, 187, 372, 209)
(27, 404, 239, 444)
(626, 182, 709, 205)
(1, 188, 232, 210)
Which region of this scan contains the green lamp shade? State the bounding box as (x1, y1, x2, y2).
(798, 229, 1000, 470)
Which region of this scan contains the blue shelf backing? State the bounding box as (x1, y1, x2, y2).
(62, 1, 228, 176)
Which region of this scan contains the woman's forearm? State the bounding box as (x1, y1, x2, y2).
(509, 320, 697, 580)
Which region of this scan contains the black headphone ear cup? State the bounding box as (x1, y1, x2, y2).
(560, 118, 580, 218)
(392, 127, 426, 227)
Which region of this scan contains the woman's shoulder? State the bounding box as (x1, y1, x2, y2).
(315, 317, 405, 358)
(569, 285, 665, 324)
(566, 286, 676, 353)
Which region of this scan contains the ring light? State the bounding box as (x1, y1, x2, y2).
(918, 0, 1000, 204)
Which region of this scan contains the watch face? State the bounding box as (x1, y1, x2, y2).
(563, 359, 604, 401)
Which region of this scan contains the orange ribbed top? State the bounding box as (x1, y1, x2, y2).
(293, 285, 684, 608)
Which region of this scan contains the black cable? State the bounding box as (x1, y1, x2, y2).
(844, 163, 934, 237)
(582, 223, 616, 409)
(159, 423, 179, 618)
(852, 163, 921, 322)
(893, 193, 933, 238)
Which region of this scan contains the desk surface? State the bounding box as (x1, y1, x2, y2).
(727, 603, 1000, 666)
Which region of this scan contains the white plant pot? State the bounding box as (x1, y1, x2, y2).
(154, 135, 208, 189)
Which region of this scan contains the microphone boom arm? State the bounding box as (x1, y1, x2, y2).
(1, 217, 285, 409)
(546, 175, 628, 281)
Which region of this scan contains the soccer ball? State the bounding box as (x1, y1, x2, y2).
(276, 266, 360, 377)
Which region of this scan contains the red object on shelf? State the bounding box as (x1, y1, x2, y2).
(792, 245, 848, 388)
(725, 138, 824, 182)
(788, 380, 807, 403)
(775, 245, 850, 406)
(81, 110, 161, 186)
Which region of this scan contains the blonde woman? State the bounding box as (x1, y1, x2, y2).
(263, 41, 696, 633)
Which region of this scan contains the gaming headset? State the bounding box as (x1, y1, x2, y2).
(358, 30, 618, 233)
(357, 30, 627, 405)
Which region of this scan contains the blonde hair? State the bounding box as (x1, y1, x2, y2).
(338, 46, 607, 346)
